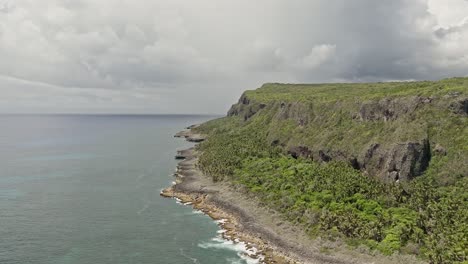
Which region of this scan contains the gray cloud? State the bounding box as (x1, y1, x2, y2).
(0, 0, 467, 113)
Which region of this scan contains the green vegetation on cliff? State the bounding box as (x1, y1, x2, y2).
(193, 78, 468, 263)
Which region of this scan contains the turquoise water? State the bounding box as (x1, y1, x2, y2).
(0, 115, 255, 264)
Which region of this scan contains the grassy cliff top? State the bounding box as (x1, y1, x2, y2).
(244, 77, 468, 103)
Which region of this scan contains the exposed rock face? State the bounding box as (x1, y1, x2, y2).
(227, 93, 266, 121)
(449, 98, 468, 115)
(434, 144, 447, 156)
(288, 146, 312, 159)
(228, 94, 311, 126)
(285, 140, 431, 182)
(275, 102, 312, 126)
(228, 93, 438, 182)
(361, 140, 431, 182)
(175, 148, 194, 159)
(318, 150, 332, 162)
(358, 97, 430, 121)
(186, 135, 206, 142)
(461, 99, 468, 114)
(175, 129, 206, 142)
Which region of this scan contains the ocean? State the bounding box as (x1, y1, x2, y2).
(0, 114, 257, 264)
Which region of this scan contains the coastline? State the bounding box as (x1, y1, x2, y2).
(161, 146, 298, 263)
(161, 128, 425, 264)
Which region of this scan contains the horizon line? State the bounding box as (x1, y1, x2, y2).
(0, 113, 224, 116)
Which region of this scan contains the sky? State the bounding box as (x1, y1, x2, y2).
(0, 0, 468, 114)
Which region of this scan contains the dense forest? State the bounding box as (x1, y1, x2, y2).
(193, 78, 468, 263)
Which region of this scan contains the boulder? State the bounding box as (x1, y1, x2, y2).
(449, 98, 468, 115)
(361, 140, 431, 182)
(434, 144, 447, 156)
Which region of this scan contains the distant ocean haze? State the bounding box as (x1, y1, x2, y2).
(0, 114, 257, 264)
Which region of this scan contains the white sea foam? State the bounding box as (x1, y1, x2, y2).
(171, 193, 264, 263)
(227, 257, 260, 264)
(226, 258, 244, 264)
(198, 236, 263, 264)
(215, 218, 228, 224)
(179, 248, 199, 263)
(173, 198, 193, 206)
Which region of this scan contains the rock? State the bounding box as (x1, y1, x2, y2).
(364, 143, 381, 160)
(434, 144, 447, 156)
(175, 148, 193, 159)
(227, 93, 267, 121)
(387, 171, 400, 182)
(449, 98, 468, 115)
(421, 97, 433, 104)
(286, 140, 431, 182)
(270, 139, 281, 147)
(186, 124, 200, 129)
(287, 146, 312, 159)
(358, 96, 426, 122)
(275, 102, 312, 126)
(349, 157, 361, 170)
(361, 139, 431, 182)
(186, 134, 206, 142)
(446, 91, 461, 98)
(318, 150, 332, 162)
(175, 155, 185, 160)
(174, 130, 191, 138)
(174, 130, 206, 143)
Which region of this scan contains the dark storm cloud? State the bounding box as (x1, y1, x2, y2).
(0, 0, 467, 113)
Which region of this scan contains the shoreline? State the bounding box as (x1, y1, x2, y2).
(161, 147, 298, 263)
(162, 128, 425, 264)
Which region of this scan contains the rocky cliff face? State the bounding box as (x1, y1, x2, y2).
(357, 96, 432, 121)
(449, 98, 468, 115)
(274, 102, 313, 126)
(228, 93, 267, 121)
(222, 78, 468, 184)
(228, 93, 312, 126)
(361, 140, 431, 181)
(226, 92, 455, 182)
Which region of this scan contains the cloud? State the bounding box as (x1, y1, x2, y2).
(299, 45, 337, 70)
(0, 75, 164, 113)
(0, 0, 467, 113)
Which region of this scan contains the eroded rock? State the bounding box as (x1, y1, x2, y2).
(284, 140, 430, 182)
(434, 144, 447, 156)
(362, 139, 431, 182)
(288, 146, 312, 159)
(358, 97, 429, 121)
(449, 98, 468, 115)
(318, 150, 332, 162)
(275, 102, 312, 126)
(227, 93, 266, 121)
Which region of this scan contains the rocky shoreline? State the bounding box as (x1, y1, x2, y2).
(161, 128, 425, 264)
(161, 147, 298, 263)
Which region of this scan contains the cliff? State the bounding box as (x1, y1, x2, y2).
(191, 77, 467, 263)
(225, 78, 467, 183)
